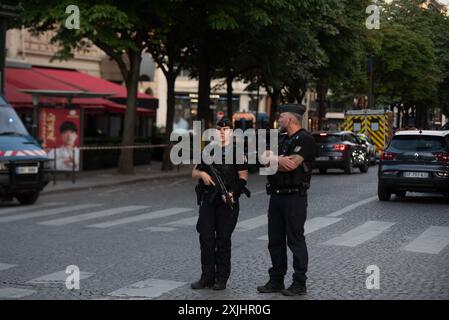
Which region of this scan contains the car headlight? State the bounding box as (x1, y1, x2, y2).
(0, 161, 9, 172)
(43, 160, 53, 170)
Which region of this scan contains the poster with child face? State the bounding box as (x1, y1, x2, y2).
(39, 108, 80, 171)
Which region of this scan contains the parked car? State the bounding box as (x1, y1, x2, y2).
(312, 131, 369, 174)
(0, 95, 51, 205)
(378, 130, 449, 201)
(357, 133, 377, 165)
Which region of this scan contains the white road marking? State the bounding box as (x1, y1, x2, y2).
(100, 187, 126, 195)
(163, 216, 198, 227)
(108, 278, 186, 299)
(402, 226, 449, 254)
(257, 216, 342, 240)
(139, 226, 178, 232)
(86, 208, 193, 229)
(323, 221, 395, 247)
(305, 217, 343, 234)
(0, 202, 65, 216)
(0, 288, 36, 299)
(326, 196, 378, 217)
(0, 204, 103, 224)
(0, 263, 17, 271)
(38, 206, 148, 226)
(26, 270, 94, 284)
(236, 214, 267, 232)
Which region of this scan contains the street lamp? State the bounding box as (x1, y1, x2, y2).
(0, 1, 22, 94)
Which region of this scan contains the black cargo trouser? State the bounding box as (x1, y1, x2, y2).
(267, 193, 308, 284)
(196, 190, 239, 282)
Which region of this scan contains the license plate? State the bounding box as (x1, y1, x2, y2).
(316, 156, 329, 161)
(16, 166, 39, 174)
(403, 172, 429, 178)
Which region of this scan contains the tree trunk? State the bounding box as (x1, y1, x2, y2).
(317, 81, 328, 131)
(226, 73, 234, 119)
(415, 104, 428, 129)
(161, 71, 176, 171)
(402, 106, 409, 128)
(118, 53, 142, 174)
(269, 88, 280, 128)
(396, 104, 402, 129)
(198, 60, 212, 129)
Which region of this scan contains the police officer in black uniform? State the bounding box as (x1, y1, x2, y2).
(257, 104, 316, 296)
(191, 118, 249, 291)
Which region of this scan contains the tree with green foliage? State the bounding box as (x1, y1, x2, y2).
(241, 0, 332, 126)
(376, 0, 444, 128)
(312, 0, 373, 130)
(145, 1, 194, 171)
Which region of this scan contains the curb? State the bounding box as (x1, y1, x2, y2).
(42, 171, 193, 195)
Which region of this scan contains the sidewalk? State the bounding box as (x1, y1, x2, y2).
(42, 162, 193, 195)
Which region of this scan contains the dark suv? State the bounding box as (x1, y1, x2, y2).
(378, 130, 449, 201)
(313, 131, 369, 174)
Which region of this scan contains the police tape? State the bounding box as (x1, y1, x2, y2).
(79, 144, 171, 151)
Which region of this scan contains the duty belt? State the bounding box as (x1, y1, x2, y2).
(266, 184, 307, 196)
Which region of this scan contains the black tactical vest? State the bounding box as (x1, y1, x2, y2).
(267, 130, 313, 188)
(199, 144, 240, 191)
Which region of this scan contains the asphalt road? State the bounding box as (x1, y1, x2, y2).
(0, 165, 448, 300)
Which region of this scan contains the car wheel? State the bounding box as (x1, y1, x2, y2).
(395, 191, 406, 197)
(359, 161, 369, 173)
(344, 157, 354, 174)
(319, 168, 327, 174)
(378, 184, 391, 201)
(16, 192, 40, 205)
(370, 153, 376, 165)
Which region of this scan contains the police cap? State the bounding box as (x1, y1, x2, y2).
(279, 104, 306, 117)
(216, 117, 232, 128)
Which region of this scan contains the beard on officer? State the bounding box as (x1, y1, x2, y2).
(191, 118, 249, 291)
(257, 104, 316, 296)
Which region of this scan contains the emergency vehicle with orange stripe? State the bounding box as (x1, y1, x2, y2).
(343, 110, 394, 160)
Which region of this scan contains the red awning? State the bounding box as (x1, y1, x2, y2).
(33, 67, 156, 100)
(4, 81, 33, 108)
(4, 66, 153, 115)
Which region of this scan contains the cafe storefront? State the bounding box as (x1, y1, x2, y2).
(5, 64, 158, 170)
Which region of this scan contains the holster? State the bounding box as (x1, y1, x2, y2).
(195, 184, 204, 205)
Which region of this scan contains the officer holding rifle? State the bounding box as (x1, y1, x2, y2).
(191, 118, 250, 291)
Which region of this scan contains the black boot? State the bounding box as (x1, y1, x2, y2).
(257, 279, 285, 293)
(281, 281, 307, 296)
(191, 277, 214, 290)
(213, 279, 227, 291)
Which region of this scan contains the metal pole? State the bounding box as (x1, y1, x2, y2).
(368, 54, 374, 110)
(72, 148, 76, 184)
(53, 149, 57, 186)
(255, 85, 260, 128)
(0, 17, 6, 94)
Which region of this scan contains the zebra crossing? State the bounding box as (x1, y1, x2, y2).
(0, 262, 186, 299)
(322, 221, 396, 247)
(0, 202, 448, 256)
(1, 201, 448, 299)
